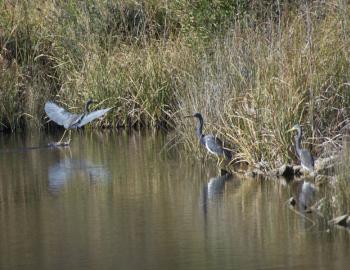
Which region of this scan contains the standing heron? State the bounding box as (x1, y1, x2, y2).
(287, 124, 315, 173)
(45, 99, 111, 145)
(185, 113, 232, 166)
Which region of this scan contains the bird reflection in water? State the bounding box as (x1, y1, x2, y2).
(202, 169, 233, 216)
(289, 180, 317, 212)
(48, 158, 110, 193)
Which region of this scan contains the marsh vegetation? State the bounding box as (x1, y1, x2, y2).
(1, 1, 350, 219)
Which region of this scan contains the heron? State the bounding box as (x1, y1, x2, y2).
(44, 99, 111, 145)
(185, 113, 232, 167)
(287, 124, 315, 173)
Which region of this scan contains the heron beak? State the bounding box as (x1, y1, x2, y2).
(287, 127, 296, 133)
(184, 115, 193, 118)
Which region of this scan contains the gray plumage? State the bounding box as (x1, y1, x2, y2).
(45, 100, 111, 129)
(187, 113, 232, 161)
(299, 181, 316, 210)
(45, 99, 111, 145)
(289, 124, 314, 172)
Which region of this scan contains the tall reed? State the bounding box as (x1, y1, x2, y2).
(1, 0, 350, 173)
(174, 1, 350, 169)
(0, 0, 185, 130)
(323, 141, 350, 219)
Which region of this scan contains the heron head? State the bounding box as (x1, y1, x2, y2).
(184, 112, 202, 119)
(192, 112, 202, 119)
(287, 124, 301, 133)
(84, 99, 95, 113)
(86, 99, 94, 105)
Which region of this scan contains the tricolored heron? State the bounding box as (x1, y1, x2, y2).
(45, 99, 111, 145)
(287, 124, 314, 173)
(185, 113, 232, 166)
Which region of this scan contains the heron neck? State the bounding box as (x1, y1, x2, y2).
(84, 102, 91, 115)
(295, 128, 302, 156)
(195, 117, 204, 140)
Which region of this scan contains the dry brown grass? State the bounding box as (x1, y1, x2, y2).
(174, 1, 350, 170)
(1, 1, 350, 172)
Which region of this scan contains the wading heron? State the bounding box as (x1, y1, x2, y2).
(185, 113, 232, 167)
(287, 124, 314, 173)
(45, 99, 111, 145)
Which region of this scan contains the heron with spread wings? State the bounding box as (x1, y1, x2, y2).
(45, 99, 111, 145)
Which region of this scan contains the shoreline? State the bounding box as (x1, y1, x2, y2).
(1, 128, 349, 230)
(1, 1, 349, 227)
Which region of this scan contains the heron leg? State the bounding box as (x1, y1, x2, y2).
(218, 156, 224, 168)
(57, 130, 67, 144)
(66, 130, 72, 144)
(215, 155, 219, 166)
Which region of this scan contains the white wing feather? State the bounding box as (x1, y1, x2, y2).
(78, 108, 112, 127)
(44, 101, 76, 128)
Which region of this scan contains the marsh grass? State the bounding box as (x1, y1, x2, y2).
(1, 0, 350, 172)
(323, 141, 350, 219)
(0, 0, 186, 130)
(174, 1, 350, 169)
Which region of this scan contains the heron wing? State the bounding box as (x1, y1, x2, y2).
(78, 108, 112, 127)
(204, 135, 232, 160)
(45, 101, 78, 128)
(204, 135, 224, 155)
(300, 149, 314, 171)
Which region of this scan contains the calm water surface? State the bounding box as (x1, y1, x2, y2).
(0, 131, 349, 270)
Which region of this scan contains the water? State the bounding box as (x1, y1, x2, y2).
(0, 131, 349, 270)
